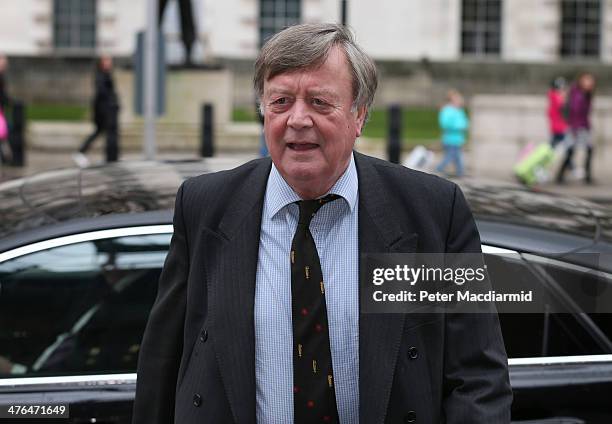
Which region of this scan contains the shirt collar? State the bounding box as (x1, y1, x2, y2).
(264, 152, 359, 220)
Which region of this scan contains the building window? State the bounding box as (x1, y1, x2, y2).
(560, 0, 601, 58)
(53, 0, 97, 51)
(461, 0, 502, 56)
(259, 0, 301, 47)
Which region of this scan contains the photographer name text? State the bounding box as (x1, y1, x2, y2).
(372, 290, 533, 303)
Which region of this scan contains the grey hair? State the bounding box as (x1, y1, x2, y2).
(254, 23, 378, 117)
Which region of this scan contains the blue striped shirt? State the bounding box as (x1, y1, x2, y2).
(255, 153, 359, 424)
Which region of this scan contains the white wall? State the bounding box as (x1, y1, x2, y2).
(1, 0, 611, 64)
(350, 0, 459, 61)
(502, 0, 559, 62)
(0, 0, 49, 55)
(303, 0, 340, 24)
(202, 0, 258, 59)
(0, 0, 147, 57)
(111, 0, 146, 56)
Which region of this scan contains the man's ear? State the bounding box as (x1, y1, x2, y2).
(355, 106, 367, 137)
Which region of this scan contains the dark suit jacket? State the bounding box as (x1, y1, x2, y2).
(133, 152, 512, 424)
(93, 69, 118, 128)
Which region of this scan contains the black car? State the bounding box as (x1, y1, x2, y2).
(0, 161, 611, 423)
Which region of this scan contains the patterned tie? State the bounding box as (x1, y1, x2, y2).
(291, 194, 340, 424)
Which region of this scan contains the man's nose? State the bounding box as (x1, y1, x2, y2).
(287, 100, 313, 129)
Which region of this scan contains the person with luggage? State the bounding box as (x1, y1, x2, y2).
(436, 89, 469, 177)
(556, 72, 596, 184)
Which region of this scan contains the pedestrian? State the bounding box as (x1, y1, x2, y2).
(435, 89, 469, 177)
(72, 55, 119, 167)
(547, 77, 568, 148)
(133, 23, 511, 424)
(556, 72, 595, 184)
(0, 55, 12, 165)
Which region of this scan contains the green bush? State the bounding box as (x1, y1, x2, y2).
(362, 108, 439, 140)
(27, 104, 89, 122)
(232, 107, 260, 122)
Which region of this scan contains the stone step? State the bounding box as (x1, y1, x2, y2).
(25, 120, 392, 155)
(26, 121, 263, 153)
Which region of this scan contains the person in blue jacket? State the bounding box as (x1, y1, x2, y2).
(436, 89, 469, 177)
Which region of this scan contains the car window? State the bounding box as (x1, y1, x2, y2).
(0, 233, 171, 378)
(2, 237, 610, 379)
(486, 253, 612, 358)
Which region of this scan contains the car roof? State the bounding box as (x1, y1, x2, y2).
(0, 160, 610, 250)
(0, 160, 206, 242)
(459, 178, 612, 245)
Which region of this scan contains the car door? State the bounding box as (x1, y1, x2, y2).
(1, 229, 611, 423)
(0, 225, 172, 423)
(482, 246, 612, 424)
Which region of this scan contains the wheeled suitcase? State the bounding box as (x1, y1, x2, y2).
(514, 143, 555, 186)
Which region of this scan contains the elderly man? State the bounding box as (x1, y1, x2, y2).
(133, 23, 512, 424)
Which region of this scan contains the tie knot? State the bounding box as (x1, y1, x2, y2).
(296, 194, 340, 226)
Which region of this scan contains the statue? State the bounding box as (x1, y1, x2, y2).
(159, 0, 196, 66)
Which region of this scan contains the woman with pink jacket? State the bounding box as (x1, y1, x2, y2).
(547, 77, 567, 148)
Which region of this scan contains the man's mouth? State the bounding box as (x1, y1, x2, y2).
(287, 142, 318, 151)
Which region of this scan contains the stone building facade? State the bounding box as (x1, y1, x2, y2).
(1, 0, 611, 106)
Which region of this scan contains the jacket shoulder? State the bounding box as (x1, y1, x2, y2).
(182, 157, 270, 194)
(178, 157, 271, 225)
(356, 152, 457, 200)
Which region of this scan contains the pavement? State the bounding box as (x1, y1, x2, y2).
(0, 143, 610, 206)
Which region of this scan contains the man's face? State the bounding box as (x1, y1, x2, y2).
(262, 46, 366, 199)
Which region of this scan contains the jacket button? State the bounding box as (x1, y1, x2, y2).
(408, 347, 418, 359)
(193, 393, 202, 407)
(200, 329, 208, 343)
(404, 410, 416, 423)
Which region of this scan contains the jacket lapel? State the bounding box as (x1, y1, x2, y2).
(355, 153, 418, 424)
(203, 159, 271, 424)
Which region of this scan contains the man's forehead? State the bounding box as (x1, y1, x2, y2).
(264, 79, 340, 97)
(263, 47, 351, 90)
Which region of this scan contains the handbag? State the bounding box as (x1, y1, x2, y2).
(0, 108, 8, 140)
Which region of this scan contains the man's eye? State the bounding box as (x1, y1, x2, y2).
(272, 98, 287, 105)
(312, 98, 327, 106)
